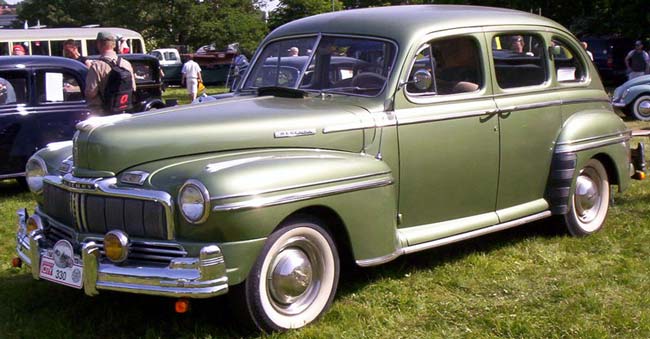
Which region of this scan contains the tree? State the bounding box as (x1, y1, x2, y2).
(268, 0, 343, 30)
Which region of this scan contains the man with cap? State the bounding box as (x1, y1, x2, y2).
(625, 40, 650, 80)
(85, 31, 136, 115)
(288, 46, 299, 57)
(11, 45, 25, 56)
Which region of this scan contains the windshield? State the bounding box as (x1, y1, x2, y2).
(242, 35, 397, 96)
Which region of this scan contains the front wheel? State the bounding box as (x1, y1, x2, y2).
(241, 218, 340, 332)
(631, 95, 650, 121)
(564, 159, 610, 236)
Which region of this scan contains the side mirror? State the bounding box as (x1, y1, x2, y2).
(549, 45, 562, 57)
(412, 69, 432, 91)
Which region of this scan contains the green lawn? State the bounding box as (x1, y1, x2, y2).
(1, 107, 650, 338)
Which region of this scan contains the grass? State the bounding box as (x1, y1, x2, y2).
(1, 103, 650, 338)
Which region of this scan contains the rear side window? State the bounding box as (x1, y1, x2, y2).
(35, 71, 84, 103)
(492, 34, 547, 89)
(0, 42, 9, 56)
(406, 35, 483, 96)
(551, 37, 587, 83)
(31, 41, 49, 56)
(0, 70, 29, 105)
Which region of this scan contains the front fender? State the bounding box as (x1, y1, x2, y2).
(135, 148, 398, 261)
(624, 85, 650, 106)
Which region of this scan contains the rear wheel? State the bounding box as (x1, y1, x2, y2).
(240, 217, 340, 332)
(631, 95, 650, 121)
(564, 159, 610, 236)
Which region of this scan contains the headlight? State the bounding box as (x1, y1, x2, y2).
(178, 179, 210, 224)
(25, 156, 48, 194)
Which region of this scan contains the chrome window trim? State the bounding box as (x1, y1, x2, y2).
(212, 176, 393, 212)
(396, 108, 497, 125)
(210, 171, 392, 201)
(44, 174, 175, 240)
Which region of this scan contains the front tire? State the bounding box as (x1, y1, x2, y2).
(564, 159, 610, 236)
(631, 95, 650, 121)
(242, 218, 340, 332)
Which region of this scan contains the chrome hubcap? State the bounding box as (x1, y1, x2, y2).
(269, 248, 313, 305)
(639, 99, 650, 116)
(575, 172, 600, 223)
(267, 236, 321, 315)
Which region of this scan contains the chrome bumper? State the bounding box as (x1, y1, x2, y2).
(612, 100, 626, 108)
(15, 210, 229, 299)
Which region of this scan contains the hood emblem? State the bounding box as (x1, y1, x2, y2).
(274, 129, 317, 138)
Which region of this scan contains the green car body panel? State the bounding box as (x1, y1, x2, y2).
(17, 5, 633, 308)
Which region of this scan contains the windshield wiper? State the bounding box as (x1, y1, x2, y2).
(257, 86, 308, 98)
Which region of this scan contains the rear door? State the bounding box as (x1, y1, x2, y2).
(0, 68, 32, 176)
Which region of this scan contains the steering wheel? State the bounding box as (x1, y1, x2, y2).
(351, 72, 387, 88)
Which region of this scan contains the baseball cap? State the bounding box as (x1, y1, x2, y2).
(96, 31, 116, 41)
(635, 40, 643, 46)
(12, 44, 25, 53)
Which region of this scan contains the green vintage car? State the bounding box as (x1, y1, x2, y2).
(14, 5, 642, 331)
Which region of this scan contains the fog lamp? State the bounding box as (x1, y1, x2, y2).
(103, 230, 130, 263)
(26, 215, 43, 234)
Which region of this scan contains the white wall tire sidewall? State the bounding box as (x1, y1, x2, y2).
(258, 226, 336, 330)
(632, 95, 650, 121)
(569, 159, 609, 234)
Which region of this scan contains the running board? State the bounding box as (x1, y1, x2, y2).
(356, 210, 552, 267)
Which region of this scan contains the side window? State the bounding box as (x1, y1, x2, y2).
(551, 37, 587, 83)
(31, 41, 50, 55)
(131, 39, 144, 54)
(86, 39, 99, 56)
(0, 70, 29, 105)
(0, 42, 9, 56)
(406, 36, 483, 96)
(165, 52, 178, 61)
(492, 34, 547, 89)
(152, 51, 163, 61)
(36, 71, 84, 103)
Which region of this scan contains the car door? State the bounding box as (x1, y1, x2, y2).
(488, 31, 563, 221)
(394, 32, 500, 242)
(0, 67, 31, 176)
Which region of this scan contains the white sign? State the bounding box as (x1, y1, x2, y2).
(45, 72, 64, 102)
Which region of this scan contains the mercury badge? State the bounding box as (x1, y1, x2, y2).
(274, 128, 317, 138)
(53, 240, 74, 269)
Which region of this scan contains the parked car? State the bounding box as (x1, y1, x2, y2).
(149, 48, 182, 86)
(0, 56, 89, 184)
(612, 74, 650, 120)
(15, 5, 642, 332)
(582, 36, 634, 85)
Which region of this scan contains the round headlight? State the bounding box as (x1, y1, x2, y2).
(103, 230, 130, 263)
(25, 156, 48, 194)
(178, 179, 210, 224)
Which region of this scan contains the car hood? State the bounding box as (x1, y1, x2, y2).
(73, 94, 372, 176)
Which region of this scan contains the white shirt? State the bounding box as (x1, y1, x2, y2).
(182, 60, 202, 79)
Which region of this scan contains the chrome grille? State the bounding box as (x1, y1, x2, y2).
(44, 221, 76, 245)
(42, 182, 168, 240)
(86, 237, 187, 263)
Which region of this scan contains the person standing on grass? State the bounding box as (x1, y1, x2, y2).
(625, 40, 650, 80)
(181, 55, 203, 102)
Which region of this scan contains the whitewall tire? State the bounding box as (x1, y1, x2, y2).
(564, 159, 610, 236)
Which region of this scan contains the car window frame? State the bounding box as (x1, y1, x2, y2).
(550, 34, 591, 87)
(34, 68, 85, 105)
(0, 69, 31, 106)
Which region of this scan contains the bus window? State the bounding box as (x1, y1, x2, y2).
(50, 40, 66, 57)
(31, 41, 49, 55)
(0, 42, 8, 56)
(131, 39, 144, 54)
(86, 39, 99, 56)
(13, 42, 30, 55)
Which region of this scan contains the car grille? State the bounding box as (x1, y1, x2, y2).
(42, 183, 168, 240)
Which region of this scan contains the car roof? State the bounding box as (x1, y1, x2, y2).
(267, 5, 567, 44)
(0, 55, 88, 73)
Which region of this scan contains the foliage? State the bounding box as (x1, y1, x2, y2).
(267, 0, 344, 31)
(15, 0, 269, 55)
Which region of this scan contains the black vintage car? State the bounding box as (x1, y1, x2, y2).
(0, 56, 89, 183)
(1, 54, 169, 185)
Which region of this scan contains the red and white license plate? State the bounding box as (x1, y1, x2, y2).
(39, 240, 83, 289)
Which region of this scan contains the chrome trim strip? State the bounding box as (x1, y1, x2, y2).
(0, 172, 25, 179)
(556, 130, 632, 146)
(397, 108, 495, 125)
(273, 128, 317, 138)
(210, 171, 391, 201)
(45, 174, 175, 240)
(213, 176, 393, 212)
(323, 111, 396, 134)
(562, 97, 611, 105)
(555, 136, 629, 154)
(498, 100, 563, 113)
(401, 211, 552, 255)
(356, 250, 402, 267)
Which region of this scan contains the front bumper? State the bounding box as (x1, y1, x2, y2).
(612, 99, 627, 108)
(15, 210, 229, 299)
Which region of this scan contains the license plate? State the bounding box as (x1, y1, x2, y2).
(39, 240, 83, 289)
